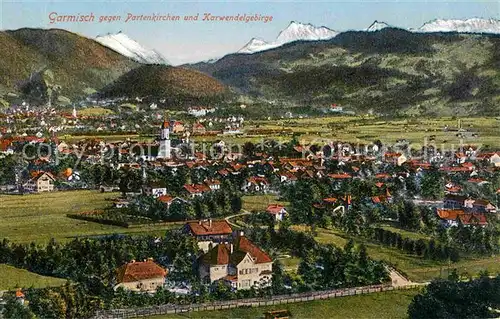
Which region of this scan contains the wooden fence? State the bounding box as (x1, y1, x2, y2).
(91, 283, 423, 319)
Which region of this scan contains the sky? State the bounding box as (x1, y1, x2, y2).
(1, 0, 499, 65)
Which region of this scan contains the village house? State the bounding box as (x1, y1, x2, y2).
(183, 219, 233, 252)
(266, 204, 287, 221)
(277, 171, 298, 184)
(204, 179, 221, 191)
(436, 209, 488, 227)
(443, 194, 468, 209)
(489, 153, 500, 167)
(463, 198, 497, 213)
(198, 233, 273, 290)
(114, 259, 167, 293)
(142, 181, 168, 198)
(242, 176, 269, 193)
(183, 183, 212, 199)
(157, 195, 187, 208)
(192, 122, 206, 134)
(172, 121, 185, 133)
(23, 171, 56, 193)
(188, 106, 216, 117)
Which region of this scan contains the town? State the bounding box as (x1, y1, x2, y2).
(2, 4, 500, 317)
(0, 99, 499, 318)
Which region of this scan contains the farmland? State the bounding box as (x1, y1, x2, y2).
(0, 190, 177, 244)
(243, 116, 500, 148)
(0, 264, 67, 290)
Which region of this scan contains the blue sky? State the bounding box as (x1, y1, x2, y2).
(1, 0, 499, 64)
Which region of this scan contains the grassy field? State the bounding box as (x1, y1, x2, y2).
(60, 116, 500, 149)
(243, 116, 500, 148)
(77, 107, 115, 116)
(316, 228, 500, 282)
(0, 191, 179, 244)
(378, 224, 431, 241)
(146, 289, 420, 319)
(242, 195, 289, 212)
(0, 264, 67, 290)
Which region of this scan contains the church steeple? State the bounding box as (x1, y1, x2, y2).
(158, 117, 171, 159)
(160, 117, 170, 140)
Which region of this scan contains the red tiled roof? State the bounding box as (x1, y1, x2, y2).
(328, 173, 352, 179)
(203, 244, 231, 265)
(186, 220, 232, 236)
(184, 183, 211, 194)
(437, 209, 465, 220)
(116, 260, 167, 283)
(15, 289, 25, 298)
(375, 173, 391, 179)
(158, 195, 174, 204)
(468, 178, 487, 184)
(279, 171, 298, 180)
(459, 214, 488, 226)
(236, 236, 272, 264)
(266, 204, 285, 214)
(323, 197, 338, 204)
(30, 171, 56, 181)
(375, 182, 384, 188)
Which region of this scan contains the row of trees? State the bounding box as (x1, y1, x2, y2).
(370, 227, 460, 262)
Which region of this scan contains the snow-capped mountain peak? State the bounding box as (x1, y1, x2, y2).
(95, 32, 169, 64)
(276, 21, 338, 44)
(419, 18, 500, 34)
(238, 21, 338, 54)
(238, 38, 272, 54)
(366, 20, 391, 32)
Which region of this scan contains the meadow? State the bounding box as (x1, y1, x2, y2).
(146, 289, 420, 319)
(244, 116, 500, 149)
(0, 264, 67, 290)
(242, 195, 289, 212)
(0, 190, 177, 244)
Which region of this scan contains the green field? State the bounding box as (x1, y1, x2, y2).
(316, 228, 500, 282)
(242, 195, 289, 212)
(242, 116, 500, 148)
(0, 191, 178, 244)
(0, 264, 67, 290)
(61, 116, 500, 149)
(146, 289, 420, 319)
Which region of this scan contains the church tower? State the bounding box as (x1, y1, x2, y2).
(158, 119, 171, 159)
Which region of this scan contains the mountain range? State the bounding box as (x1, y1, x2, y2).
(189, 27, 500, 116)
(1, 18, 500, 115)
(236, 18, 500, 55)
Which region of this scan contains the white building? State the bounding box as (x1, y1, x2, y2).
(158, 120, 171, 159)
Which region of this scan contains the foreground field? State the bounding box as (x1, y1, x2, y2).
(0, 264, 67, 290)
(0, 191, 177, 244)
(316, 228, 500, 282)
(147, 289, 420, 319)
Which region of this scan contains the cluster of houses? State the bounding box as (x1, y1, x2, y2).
(437, 194, 497, 227)
(113, 219, 273, 293)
